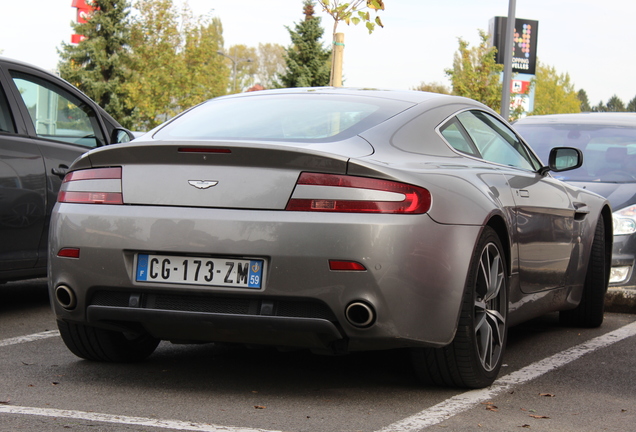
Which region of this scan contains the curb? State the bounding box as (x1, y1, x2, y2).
(605, 287, 636, 314)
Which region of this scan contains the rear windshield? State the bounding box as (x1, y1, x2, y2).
(515, 123, 636, 183)
(153, 93, 413, 142)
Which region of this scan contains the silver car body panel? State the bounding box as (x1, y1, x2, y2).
(49, 88, 611, 353)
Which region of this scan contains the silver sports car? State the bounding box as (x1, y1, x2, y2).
(49, 88, 611, 388)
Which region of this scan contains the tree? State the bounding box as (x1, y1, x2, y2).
(606, 95, 626, 112)
(279, 1, 331, 88)
(628, 96, 636, 112)
(256, 43, 287, 89)
(125, 0, 226, 130)
(181, 17, 228, 107)
(577, 89, 592, 112)
(223, 44, 259, 93)
(317, 0, 385, 85)
(412, 82, 451, 94)
(58, 0, 133, 127)
(445, 30, 503, 112)
(530, 62, 580, 115)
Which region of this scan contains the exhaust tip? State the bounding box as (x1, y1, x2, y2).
(55, 285, 77, 310)
(345, 301, 375, 328)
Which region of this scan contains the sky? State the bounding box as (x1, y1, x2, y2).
(1, 0, 635, 106)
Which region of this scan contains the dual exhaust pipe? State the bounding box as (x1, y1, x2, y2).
(55, 284, 376, 328)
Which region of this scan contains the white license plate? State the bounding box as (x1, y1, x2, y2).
(135, 254, 264, 289)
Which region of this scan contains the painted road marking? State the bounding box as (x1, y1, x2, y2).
(2, 321, 636, 431)
(378, 320, 636, 431)
(0, 405, 281, 432)
(0, 330, 59, 347)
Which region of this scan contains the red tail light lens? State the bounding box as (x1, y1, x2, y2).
(58, 167, 123, 204)
(286, 173, 431, 214)
(329, 260, 367, 271)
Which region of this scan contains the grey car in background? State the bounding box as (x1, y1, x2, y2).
(48, 88, 611, 388)
(514, 113, 636, 289)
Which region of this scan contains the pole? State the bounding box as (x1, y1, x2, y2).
(500, 0, 516, 122)
(332, 33, 344, 87)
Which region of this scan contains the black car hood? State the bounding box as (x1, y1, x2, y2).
(569, 181, 636, 211)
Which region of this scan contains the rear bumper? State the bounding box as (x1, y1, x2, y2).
(49, 203, 482, 352)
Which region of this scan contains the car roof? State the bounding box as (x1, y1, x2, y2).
(213, 86, 472, 106)
(515, 112, 636, 127)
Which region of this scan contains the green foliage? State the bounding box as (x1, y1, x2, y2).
(530, 62, 581, 115)
(58, 0, 134, 127)
(279, 1, 331, 88)
(577, 89, 592, 112)
(256, 43, 287, 89)
(125, 0, 227, 130)
(412, 82, 451, 94)
(317, 0, 385, 36)
(445, 30, 503, 111)
(628, 96, 636, 112)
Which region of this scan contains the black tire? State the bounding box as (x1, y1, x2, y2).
(559, 216, 608, 328)
(411, 226, 508, 388)
(57, 320, 159, 362)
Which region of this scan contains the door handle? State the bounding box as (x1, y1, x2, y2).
(52, 166, 68, 178)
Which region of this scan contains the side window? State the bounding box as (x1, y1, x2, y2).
(439, 118, 479, 156)
(10, 72, 104, 148)
(0, 84, 16, 134)
(456, 110, 539, 171)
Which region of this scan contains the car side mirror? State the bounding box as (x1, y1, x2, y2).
(111, 128, 136, 144)
(539, 147, 583, 175)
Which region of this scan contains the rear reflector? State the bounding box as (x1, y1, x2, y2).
(57, 248, 80, 258)
(58, 167, 123, 204)
(286, 173, 431, 214)
(329, 260, 366, 271)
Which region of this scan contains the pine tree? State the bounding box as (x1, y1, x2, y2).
(628, 96, 636, 112)
(606, 95, 626, 112)
(58, 0, 133, 127)
(279, 1, 331, 88)
(577, 89, 592, 112)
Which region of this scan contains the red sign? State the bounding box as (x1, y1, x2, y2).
(510, 80, 531, 94)
(71, 0, 94, 43)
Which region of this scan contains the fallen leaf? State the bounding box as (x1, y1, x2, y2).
(539, 393, 555, 397)
(486, 406, 499, 412)
(0, 399, 10, 405)
(254, 405, 266, 410)
(529, 415, 550, 419)
(519, 424, 531, 428)
(51, 382, 60, 386)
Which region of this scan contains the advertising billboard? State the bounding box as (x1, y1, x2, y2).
(490, 16, 539, 75)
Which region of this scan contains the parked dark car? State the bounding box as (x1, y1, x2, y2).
(0, 56, 133, 283)
(514, 113, 636, 288)
(49, 88, 610, 388)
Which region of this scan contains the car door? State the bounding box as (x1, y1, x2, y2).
(0, 73, 47, 272)
(454, 110, 578, 293)
(0, 60, 114, 278)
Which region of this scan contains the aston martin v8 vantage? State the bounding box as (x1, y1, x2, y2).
(49, 88, 611, 388)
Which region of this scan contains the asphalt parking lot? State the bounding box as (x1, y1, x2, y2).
(1, 279, 635, 432)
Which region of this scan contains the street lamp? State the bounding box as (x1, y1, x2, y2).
(216, 50, 253, 93)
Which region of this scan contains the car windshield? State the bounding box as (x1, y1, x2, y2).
(515, 123, 636, 183)
(153, 93, 413, 142)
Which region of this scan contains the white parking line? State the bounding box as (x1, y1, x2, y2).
(378, 320, 636, 431)
(0, 405, 281, 432)
(2, 322, 635, 432)
(0, 330, 59, 347)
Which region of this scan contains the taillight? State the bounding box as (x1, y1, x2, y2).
(58, 167, 123, 204)
(285, 173, 431, 214)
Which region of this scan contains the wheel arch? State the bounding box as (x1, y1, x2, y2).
(600, 204, 613, 284)
(485, 215, 512, 277)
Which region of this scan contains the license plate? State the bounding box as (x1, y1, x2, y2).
(135, 254, 264, 289)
